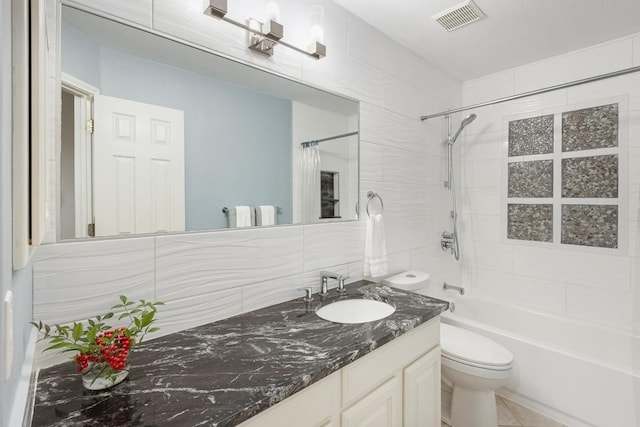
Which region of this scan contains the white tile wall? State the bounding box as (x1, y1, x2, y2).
(33, 238, 155, 324)
(155, 288, 242, 337)
(155, 227, 304, 299)
(470, 269, 567, 315)
(514, 38, 633, 94)
(33, 0, 461, 368)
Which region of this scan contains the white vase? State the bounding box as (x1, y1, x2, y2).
(81, 363, 130, 391)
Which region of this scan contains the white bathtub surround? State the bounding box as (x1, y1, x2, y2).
(443, 295, 639, 427)
(460, 31, 640, 333)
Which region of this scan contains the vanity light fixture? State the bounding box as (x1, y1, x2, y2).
(204, 0, 326, 59)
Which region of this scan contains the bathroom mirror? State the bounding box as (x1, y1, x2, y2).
(59, 6, 359, 240)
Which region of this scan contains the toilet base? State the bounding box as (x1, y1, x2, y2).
(450, 385, 498, 427)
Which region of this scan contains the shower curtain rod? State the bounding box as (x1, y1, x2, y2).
(300, 131, 359, 147)
(420, 65, 640, 121)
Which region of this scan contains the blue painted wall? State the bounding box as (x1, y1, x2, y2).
(62, 23, 293, 230)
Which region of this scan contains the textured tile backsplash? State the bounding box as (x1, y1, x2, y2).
(562, 104, 618, 152)
(562, 155, 618, 198)
(507, 204, 553, 242)
(508, 114, 554, 156)
(508, 160, 553, 198)
(561, 205, 618, 248)
(507, 104, 620, 249)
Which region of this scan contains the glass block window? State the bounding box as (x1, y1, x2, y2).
(508, 160, 553, 198)
(561, 205, 618, 248)
(562, 155, 618, 198)
(508, 204, 553, 242)
(508, 115, 554, 156)
(562, 104, 618, 152)
(505, 102, 623, 250)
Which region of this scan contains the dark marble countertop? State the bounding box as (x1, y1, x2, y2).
(31, 280, 448, 427)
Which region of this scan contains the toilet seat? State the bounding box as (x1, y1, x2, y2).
(441, 323, 513, 370)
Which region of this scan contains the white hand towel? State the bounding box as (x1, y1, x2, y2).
(256, 205, 276, 226)
(363, 213, 388, 278)
(233, 206, 253, 228)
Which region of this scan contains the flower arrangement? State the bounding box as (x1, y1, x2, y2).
(32, 295, 163, 390)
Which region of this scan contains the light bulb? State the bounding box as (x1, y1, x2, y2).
(267, 1, 280, 22)
(310, 5, 324, 43)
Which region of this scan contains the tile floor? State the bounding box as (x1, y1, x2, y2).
(442, 394, 568, 427)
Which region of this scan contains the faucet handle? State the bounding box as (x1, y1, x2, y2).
(302, 287, 313, 302)
(337, 275, 351, 293)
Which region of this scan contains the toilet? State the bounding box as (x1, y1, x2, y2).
(384, 271, 514, 427)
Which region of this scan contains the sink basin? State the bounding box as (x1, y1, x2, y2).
(316, 299, 396, 324)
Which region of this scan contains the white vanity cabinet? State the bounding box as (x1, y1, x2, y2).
(238, 317, 441, 427)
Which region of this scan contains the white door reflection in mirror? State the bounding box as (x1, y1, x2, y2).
(93, 95, 185, 236)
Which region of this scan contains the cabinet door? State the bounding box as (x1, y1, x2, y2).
(403, 346, 441, 427)
(237, 372, 340, 427)
(342, 374, 402, 427)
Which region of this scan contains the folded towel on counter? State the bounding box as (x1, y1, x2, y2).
(363, 213, 388, 278)
(256, 205, 276, 226)
(229, 206, 254, 228)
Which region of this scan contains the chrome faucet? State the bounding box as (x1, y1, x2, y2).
(443, 282, 465, 295)
(320, 271, 350, 295)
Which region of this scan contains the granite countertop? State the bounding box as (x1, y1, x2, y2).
(31, 280, 448, 427)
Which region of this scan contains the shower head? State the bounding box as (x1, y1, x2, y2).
(461, 113, 477, 127)
(449, 113, 477, 144)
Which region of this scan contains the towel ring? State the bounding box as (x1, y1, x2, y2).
(366, 191, 383, 217)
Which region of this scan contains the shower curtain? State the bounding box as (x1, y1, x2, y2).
(300, 143, 321, 223)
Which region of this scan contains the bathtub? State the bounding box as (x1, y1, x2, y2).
(441, 296, 639, 427)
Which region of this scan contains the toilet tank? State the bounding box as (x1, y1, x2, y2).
(383, 270, 430, 295)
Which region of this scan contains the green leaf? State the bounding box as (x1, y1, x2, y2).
(72, 323, 83, 341)
(86, 325, 99, 343)
(102, 312, 114, 320)
(118, 313, 129, 320)
(111, 303, 124, 309)
(43, 342, 72, 352)
(154, 301, 165, 306)
(119, 295, 128, 304)
(134, 317, 141, 328)
(147, 327, 159, 333)
(141, 311, 155, 328)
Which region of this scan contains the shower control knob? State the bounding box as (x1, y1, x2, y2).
(441, 231, 456, 252)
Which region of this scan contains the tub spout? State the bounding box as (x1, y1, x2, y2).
(443, 282, 464, 295)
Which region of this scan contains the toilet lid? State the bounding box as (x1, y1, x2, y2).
(441, 324, 513, 368)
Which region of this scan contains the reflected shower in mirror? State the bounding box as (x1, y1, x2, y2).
(59, 6, 359, 240)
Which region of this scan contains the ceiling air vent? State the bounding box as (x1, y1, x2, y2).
(433, 0, 486, 31)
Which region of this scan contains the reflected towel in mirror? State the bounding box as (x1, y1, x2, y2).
(364, 213, 388, 277)
(256, 206, 276, 226)
(229, 206, 254, 228)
